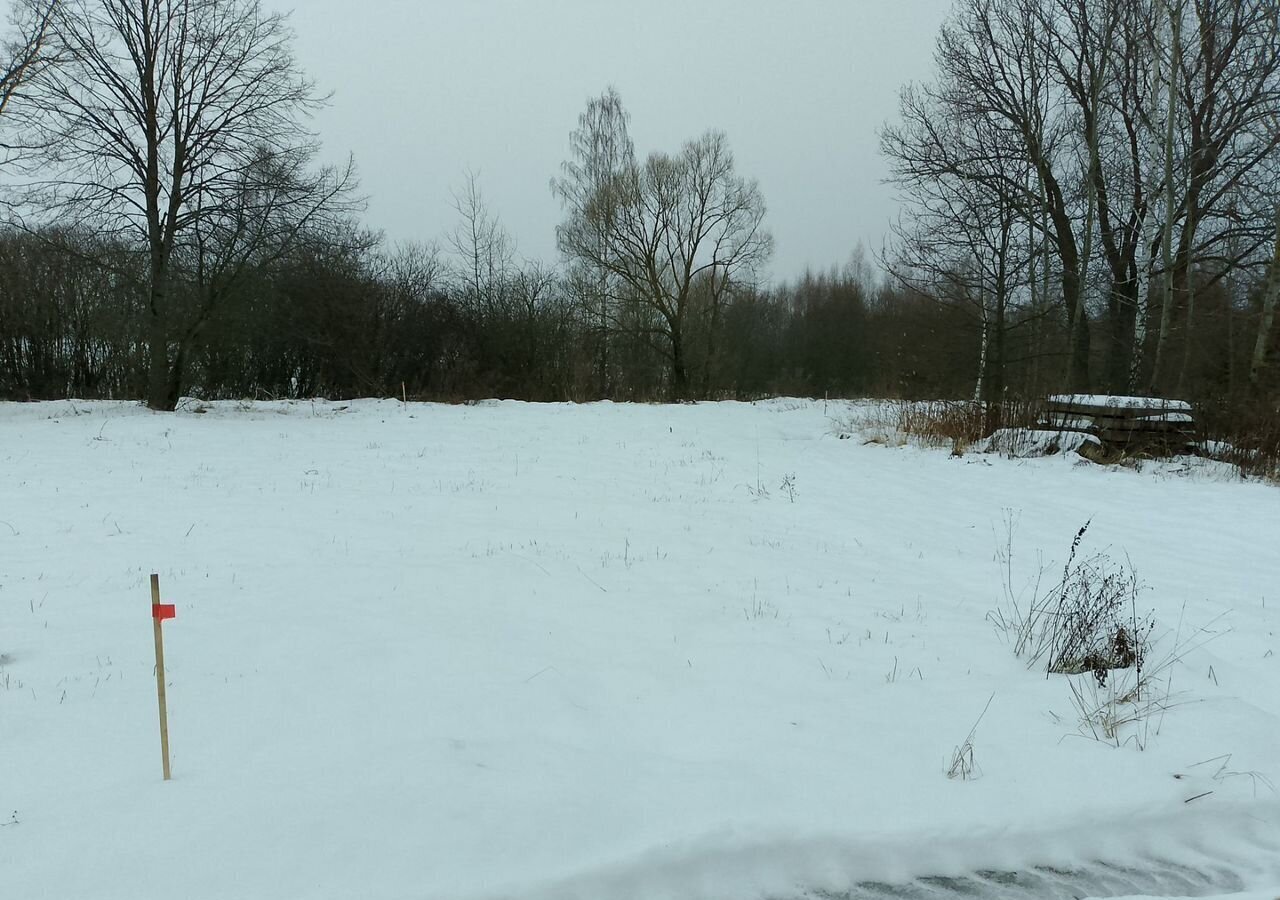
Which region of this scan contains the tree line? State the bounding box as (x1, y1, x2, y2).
(882, 0, 1280, 423)
(0, 0, 1276, 414)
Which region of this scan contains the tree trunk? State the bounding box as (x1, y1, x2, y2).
(702, 291, 723, 401)
(1106, 274, 1139, 393)
(598, 290, 610, 398)
(164, 342, 188, 410)
(1250, 210, 1280, 389)
(989, 283, 1007, 434)
(1149, 0, 1182, 393)
(1129, 233, 1152, 391)
(1041, 176, 1089, 391)
(974, 284, 989, 404)
(145, 283, 175, 411)
(1064, 263, 1091, 391)
(669, 329, 689, 401)
(1176, 289, 1195, 395)
(146, 314, 184, 411)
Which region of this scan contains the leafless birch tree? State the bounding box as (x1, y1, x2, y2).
(552, 87, 633, 397)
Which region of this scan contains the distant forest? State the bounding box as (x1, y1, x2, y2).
(0, 0, 1276, 418)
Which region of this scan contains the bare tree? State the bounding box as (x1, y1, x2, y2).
(447, 170, 514, 319)
(1039, 0, 1170, 393)
(1256, 11, 1280, 390)
(16, 0, 355, 409)
(558, 128, 771, 399)
(0, 0, 57, 119)
(552, 87, 633, 397)
(885, 0, 1280, 399)
(1150, 0, 1280, 393)
(884, 69, 1040, 423)
(891, 0, 1096, 390)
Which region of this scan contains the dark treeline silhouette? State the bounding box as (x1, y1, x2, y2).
(3, 223, 1275, 409)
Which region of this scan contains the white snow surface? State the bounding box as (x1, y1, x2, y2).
(1048, 394, 1193, 412)
(2, 398, 1279, 900)
(1134, 411, 1195, 423)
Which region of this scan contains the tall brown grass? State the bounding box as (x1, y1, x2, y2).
(890, 398, 1045, 453)
(1195, 395, 1280, 482)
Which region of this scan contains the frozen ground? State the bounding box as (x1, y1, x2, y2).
(2, 398, 1278, 900)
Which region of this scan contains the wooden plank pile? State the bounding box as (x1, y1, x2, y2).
(1042, 394, 1196, 454)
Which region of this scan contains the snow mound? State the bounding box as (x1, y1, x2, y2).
(978, 427, 1101, 458)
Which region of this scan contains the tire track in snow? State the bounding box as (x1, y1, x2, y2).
(484, 806, 1280, 900)
(803, 857, 1248, 900)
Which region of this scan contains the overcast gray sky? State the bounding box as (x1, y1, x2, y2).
(278, 0, 953, 281)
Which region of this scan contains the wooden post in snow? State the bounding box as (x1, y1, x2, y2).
(150, 573, 176, 780)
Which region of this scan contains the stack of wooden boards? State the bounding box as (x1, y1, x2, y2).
(1042, 394, 1196, 454)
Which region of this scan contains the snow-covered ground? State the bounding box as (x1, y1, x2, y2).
(2, 398, 1278, 900)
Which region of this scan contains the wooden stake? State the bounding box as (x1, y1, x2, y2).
(151, 573, 172, 781)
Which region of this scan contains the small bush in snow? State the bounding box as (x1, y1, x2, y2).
(991, 520, 1153, 685)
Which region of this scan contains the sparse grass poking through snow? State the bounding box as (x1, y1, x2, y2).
(1063, 605, 1231, 750)
(1182, 753, 1277, 799)
(947, 694, 994, 780)
(744, 579, 779, 621)
(1065, 670, 1167, 750)
(778, 472, 797, 502)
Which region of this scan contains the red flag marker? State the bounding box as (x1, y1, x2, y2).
(152, 603, 176, 621)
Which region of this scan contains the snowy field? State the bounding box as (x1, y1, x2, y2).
(2, 398, 1279, 900)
